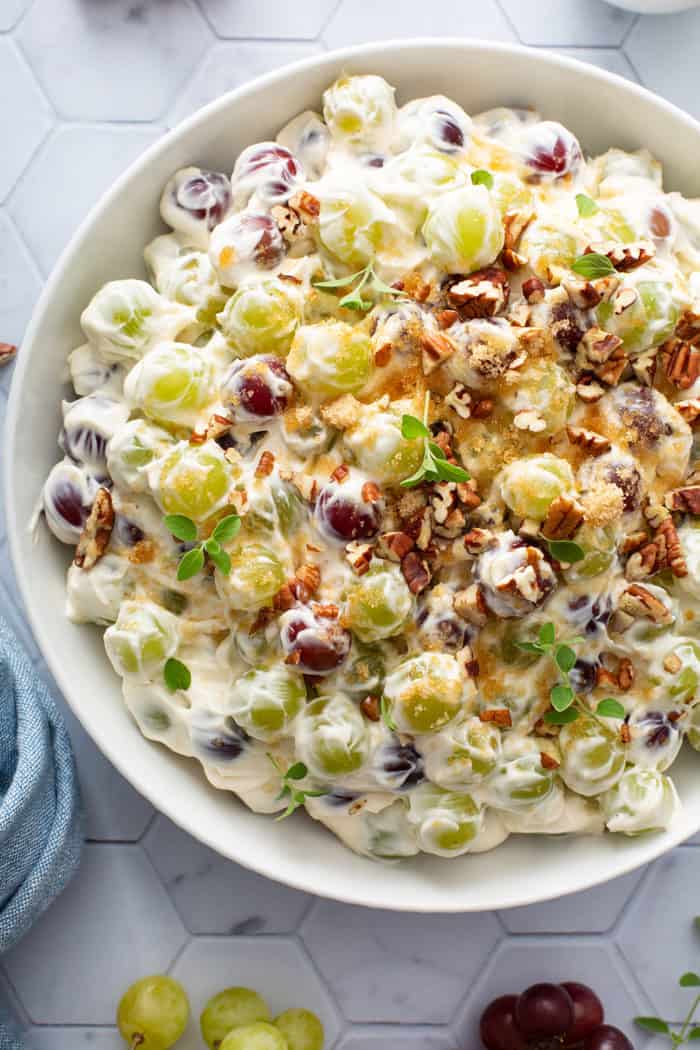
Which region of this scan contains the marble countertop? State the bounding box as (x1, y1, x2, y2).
(1, 2, 700, 1047)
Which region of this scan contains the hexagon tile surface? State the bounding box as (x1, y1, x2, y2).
(3, 4, 700, 1047)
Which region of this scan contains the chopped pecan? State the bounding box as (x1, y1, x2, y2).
(676, 398, 700, 426)
(480, 708, 512, 728)
(255, 450, 275, 477)
(360, 696, 381, 722)
(0, 343, 17, 367)
(662, 337, 700, 390)
(664, 652, 683, 674)
(331, 463, 349, 483)
(436, 308, 459, 329)
(576, 376, 606, 403)
(618, 583, 673, 625)
(320, 394, 362, 431)
(361, 481, 382, 504)
(508, 302, 531, 327)
(632, 348, 658, 387)
(502, 247, 528, 271)
(403, 506, 434, 550)
(397, 271, 432, 302)
(655, 516, 688, 578)
(345, 540, 373, 575)
(293, 563, 321, 601)
(74, 488, 114, 570)
(597, 654, 634, 691)
(586, 240, 656, 272)
(374, 343, 392, 367)
(189, 423, 207, 445)
(513, 409, 547, 433)
(593, 345, 627, 386)
(618, 657, 634, 691)
(643, 497, 670, 530)
(205, 413, 234, 441)
(288, 189, 320, 218)
(542, 494, 584, 539)
(620, 723, 632, 744)
(431, 482, 458, 526)
(562, 276, 604, 310)
(566, 424, 611, 457)
(273, 582, 296, 612)
(613, 287, 639, 315)
(620, 530, 649, 555)
(127, 540, 156, 564)
(314, 602, 339, 619)
(420, 329, 457, 374)
(471, 398, 494, 420)
(444, 383, 472, 419)
(457, 479, 482, 511)
(447, 267, 510, 318)
(463, 528, 496, 554)
(503, 207, 535, 260)
(457, 644, 480, 679)
(522, 276, 546, 304)
(676, 309, 700, 346)
(624, 542, 659, 581)
(579, 328, 623, 365)
(665, 486, 700, 514)
(376, 530, 414, 561)
(401, 550, 431, 594)
(540, 751, 560, 771)
(454, 584, 488, 626)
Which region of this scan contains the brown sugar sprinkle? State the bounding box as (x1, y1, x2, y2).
(479, 708, 512, 728)
(255, 449, 275, 477)
(360, 696, 381, 722)
(396, 271, 432, 302)
(127, 539, 156, 565)
(314, 602, 339, 619)
(540, 752, 560, 771)
(331, 463, 350, 483)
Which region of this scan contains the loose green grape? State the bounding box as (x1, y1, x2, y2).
(597, 280, 679, 356)
(344, 562, 414, 643)
(145, 235, 227, 326)
(318, 180, 399, 268)
(274, 1009, 324, 1050)
(559, 715, 626, 797)
(124, 341, 214, 427)
(218, 279, 302, 358)
(117, 975, 189, 1050)
(218, 542, 287, 611)
(598, 206, 636, 244)
(157, 442, 233, 522)
(424, 716, 501, 789)
(379, 148, 466, 229)
(104, 601, 179, 679)
(323, 74, 397, 149)
(229, 665, 305, 741)
(244, 477, 304, 537)
(687, 703, 700, 751)
(200, 988, 271, 1050)
(296, 694, 369, 778)
(107, 419, 175, 492)
(81, 279, 193, 364)
(520, 222, 578, 282)
(491, 172, 534, 217)
(663, 641, 700, 702)
(601, 767, 679, 835)
(484, 752, 555, 813)
(502, 361, 574, 436)
(220, 1022, 288, 1050)
(286, 322, 373, 398)
(498, 453, 575, 521)
(422, 184, 504, 274)
(407, 783, 483, 857)
(342, 400, 423, 483)
(566, 524, 617, 580)
(383, 652, 470, 734)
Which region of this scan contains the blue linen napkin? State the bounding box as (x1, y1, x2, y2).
(0, 612, 83, 1047)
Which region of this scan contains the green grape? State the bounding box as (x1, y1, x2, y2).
(218, 279, 302, 358)
(566, 524, 616, 580)
(287, 322, 372, 398)
(383, 652, 468, 734)
(601, 767, 678, 835)
(425, 716, 501, 790)
(146, 236, 227, 325)
(323, 74, 396, 149)
(200, 987, 271, 1050)
(274, 1009, 324, 1050)
(124, 341, 214, 426)
(597, 280, 679, 356)
(244, 478, 303, 537)
(344, 563, 414, 643)
(296, 694, 369, 778)
(599, 206, 636, 244)
(491, 172, 534, 217)
(220, 1022, 288, 1050)
(484, 753, 555, 813)
(318, 181, 396, 267)
(380, 148, 466, 229)
(229, 665, 306, 741)
(498, 453, 574, 521)
(520, 222, 578, 282)
(342, 401, 423, 483)
(559, 715, 626, 797)
(158, 442, 233, 521)
(107, 419, 175, 492)
(687, 703, 700, 751)
(407, 783, 483, 857)
(81, 279, 192, 364)
(117, 975, 189, 1050)
(502, 361, 574, 436)
(104, 600, 179, 678)
(422, 184, 504, 274)
(663, 641, 700, 702)
(220, 542, 287, 611)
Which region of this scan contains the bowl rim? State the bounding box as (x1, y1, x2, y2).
(6, 37, 700, 912)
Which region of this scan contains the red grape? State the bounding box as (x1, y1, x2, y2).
(280, 605, 351, 676)
(223, 356, 292, 421)
(175, 169, 231, 229)
(233, 143, 302, 205)
(583, 1024, 633, 1050)
(524, 121, 582, 178)
(224, 213, 286, 269)
(515, 983, 574, 1040)
(315, 482, 381, 541)
(561, 982, 605, 1045)
(434, 109, 466, 150)
(480, 995, 528, 1050)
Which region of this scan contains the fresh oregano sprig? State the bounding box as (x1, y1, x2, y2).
(546, 538, 586, 565)
(380, 695, 397, 732)
(575, 193, 599, 218)
(515, 621, 625, 726)
(163, 512, 240, 581)
(313, 260, 408, 312)
(571, 251, 617, 279)
(400, 393, 470, 488)
(267, 755, 327, 820)
(163, 657, 191, 693)
(636, 922, 700, 1046)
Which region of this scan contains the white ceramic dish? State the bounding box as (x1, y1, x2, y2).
(604, 0, 700, 12)
(7, 39, 700, 912)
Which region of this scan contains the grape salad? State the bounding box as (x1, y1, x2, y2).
(42, 74, 700, 861)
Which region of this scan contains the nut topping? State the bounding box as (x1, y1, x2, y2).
(420, 329, 457, 374)
(542, 494, 585, 540)
(513, 409, 547, 433)
(618, 583, 673, 625)
(454, 584, 489, 626)
(665, 485, 700, 514)
(360, 695, 381, 722)
(446, 267, 509, 318)
(675, 398, 700, 426)
(376, 530, 414, 561)
(579, 328, 623, 365)
(345, 540, 373, 575)
(479, 708, 512, 727)
(400, 550, 431, 594)
(586, 239, 656, 272)
(255, 449, 275, 477)
(522, 277, 545, 304)
(74, 488, 114, 570)
(0, 343, 17, 367)
(566, 424, 611, 457)
(662, 337, 700, 390)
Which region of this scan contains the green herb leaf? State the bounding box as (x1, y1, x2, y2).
(401, 413, 431, 440)
(575, 193, 599, 218)
(212, 513, 241, 544)
(381, 695, 397, 732)
(471, 169, 494, 189)
(539, 622, 556, 647)
(204, 538, 221, 556)
(177, 546, 205, 581)
(544, 708, 580, 725)
(428, 440, 447, 461)
(339, 292, 372, 312)
(695, 916, 700, 930)
(435, 459, 470, 483)
(688, 1027, 700, 1040)
(514, 641, 544, 655)
(680, 973, 700, 988)
(163, 514, 198, 542)
(571, 252, 616, 279)
(163, 657, 191, 693)
(551, 682, 575, 711)
(207, 546, 231, 576)
(547, 539, 586, 564)
(285, 762, 309, 781)
(596, 698, 626, 719)
(312, 267, 366, 290)
(635, 1017, 671, 1035)
(555, 644, 577, 674)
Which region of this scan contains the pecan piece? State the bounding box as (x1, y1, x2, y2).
(273, 582, 296, 612)
(513, 409, 546, 433)
(360, 696, 381, 722)
(618, 583, 673, 625)
(566, 425, 611, 457)
(542, 494, 584, 540)
(676, 398, 700, 426)
(345, 540, 373, 575)
(522, 276, 546, 304)
(376, 530, 414, 562)
(447, 267, 510, 318)
(665, 486, 700, 514)
(663, 337, 700, 390)
(540, 751, 560, 770)
(676, 309, 700, 346)
(463, 528, 496, 554)
(576, 376, 606, 403)
(255, 449, 275, 477)
(293, 563, 321, 601)
(586, 239, 656, 271)
(401, 551, 431, 594)
(420, 329, 457, 374)
(361, 481, 382, 504)
(454, 584, 488, 626)
(479, 708, 512, 727)
(0, 343, 17, 367)
(436, 308, 459, 329)
(288, 189, 320, 218)
(444, 383, 472, 419)
(579, 328, 623, 365)
(655, 516, 688, 578)
(74, 487, 114, 570)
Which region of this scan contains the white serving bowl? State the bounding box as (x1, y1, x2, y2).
(605, 0, 700, 12)
(6, 40, 700, 912)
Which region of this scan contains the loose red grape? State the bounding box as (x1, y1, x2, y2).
(221, 213, 286, 271)
(480, 995, 528, 1050)
(583, 1024, 634, 1050)
(233, 143, 302, 206)
(434, 108, 466, 150)
(175, 169, 231, 229)
(315, 481, 381, 541)
(561, 983, 605, 1045)
(222, 356, 292, 421)
(280, 605, 351, 676)
(515, 983, 574, 1040)
(523, 121, 582, 178)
